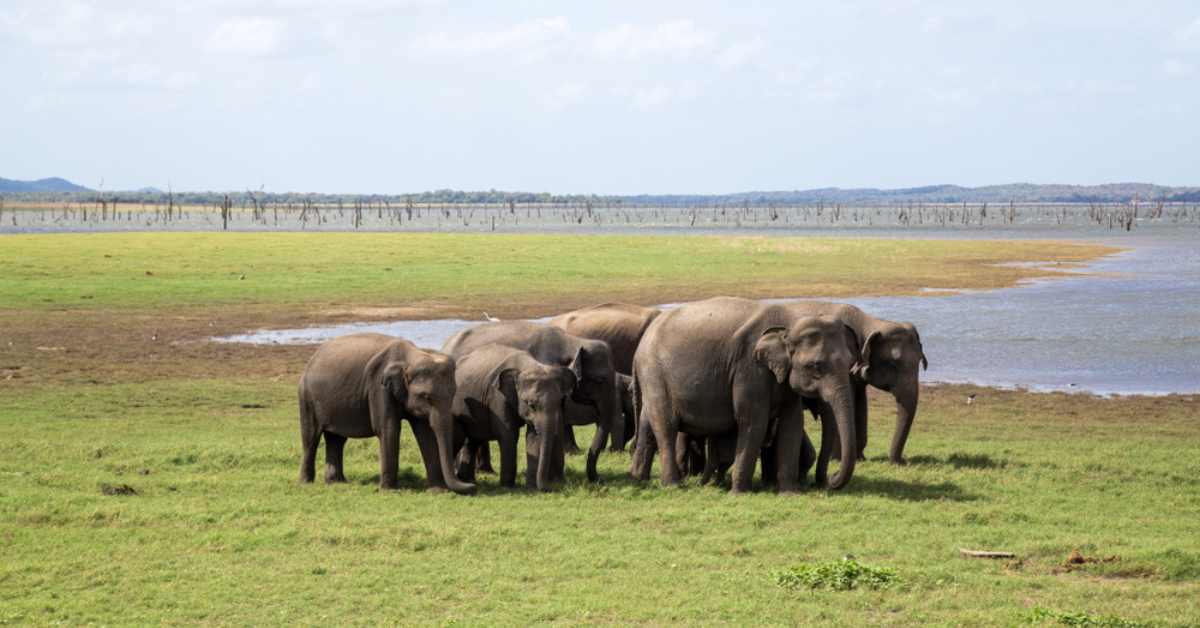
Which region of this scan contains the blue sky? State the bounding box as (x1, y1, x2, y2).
(2, 1, 1199, 194)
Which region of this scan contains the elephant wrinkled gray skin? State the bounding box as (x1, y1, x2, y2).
(564, 372, 635, 453)
(631, 297, 861, 492)
(450, 345, 576, 492)
(442, 321, 622, 482)
(550, 302, 659, 452)
(785, 301, 927, 464)
(297, 333, 474, 494)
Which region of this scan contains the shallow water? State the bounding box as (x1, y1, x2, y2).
(218, 233, 1200, 396)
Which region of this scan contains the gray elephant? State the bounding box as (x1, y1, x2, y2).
(784, 301, 927, 463)
(442, 321, 622, 482)
(297, 333, 474, 494)
(450, 345, 576, 491)
(631, 297, 861, 492)
(549, 302, 659, 452)
(549, 302, 661, 374)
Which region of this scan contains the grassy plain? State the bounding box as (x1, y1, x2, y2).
(3, 232, 1197, 626)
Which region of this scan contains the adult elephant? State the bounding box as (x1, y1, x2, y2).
(442, 321, 622, 482)
(450, 345, 575, 492)
(785, 301, 927, 464)
(550, 302, 659, 452)
(549, 302, 661, 374)
(631, 297, 861, 492)
(297, 333, 474, 494)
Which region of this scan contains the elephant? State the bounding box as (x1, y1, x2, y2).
(563, 372, 635, 453)
(783, 301, 928, 464)
(630, 297, 861, 492)
(442, 321, 622, 482)
(449, 345, 576, 492)
(548, 302, 661, 374)
(549, 302, 659, 452)
(297, 333, 474, 494)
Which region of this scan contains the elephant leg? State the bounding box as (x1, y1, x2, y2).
(730, 392, 770, 493)
(323, 432, 347, 484)
(298, 410, 319, 483)
(630, 416, 656, 481)
(475, 442, 496, 474)
(456, 439, 479, 485)
(701, 436, 719, 485)
(774, 404, 807, 493)
(409, 419, 449, 491)
(498, 432, 519, 488)
(760, 441, 778, 487)
(563, 425, 581, 455)
(799, 432, 816, 485)
(586, 425, 608, 483)
(377, 419, 401, 490)
(675, 433, 692, 479)
(854, 381, 869, 461)
(649, 417, 681, 488)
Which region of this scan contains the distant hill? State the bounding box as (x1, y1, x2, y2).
(0, 177, 91, 193)
(3, 179, 1198, 204)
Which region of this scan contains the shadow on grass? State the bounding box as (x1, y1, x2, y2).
(840, 475, 978, 502)
(904, 452, 1018, 470)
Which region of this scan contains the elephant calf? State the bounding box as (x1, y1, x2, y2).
(451, 345, 576, 492)
(298, 333, 474, 494)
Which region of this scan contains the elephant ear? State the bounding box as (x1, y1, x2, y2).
(381, 363, 407, 402)
(556, 367, 578, 397)
(568, 346, 587, 383)
(907, 324, 929, 371)
(854, 330, 881, 381)
(842, 325, 866, 375)
(496, 367, 521, 407)
(753, 327, 791, 385)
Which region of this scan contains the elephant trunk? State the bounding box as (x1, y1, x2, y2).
(536, 412, 560, 492)
(825, 382, 857, 490)
(889, 382, 919, 465)
(431, 406, 476, 495)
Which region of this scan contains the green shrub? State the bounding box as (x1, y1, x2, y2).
(773, 558, 898, 592)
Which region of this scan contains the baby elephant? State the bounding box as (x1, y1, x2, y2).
(451, 345, 576, 491)
(298, 333, 474, 494)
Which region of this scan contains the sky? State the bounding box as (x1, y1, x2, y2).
(2, 1, 1199, 194)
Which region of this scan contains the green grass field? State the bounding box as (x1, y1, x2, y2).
(1, 232, 1196, 626)
(0, 233, 1113, 313)
(2, 382, 1197, 625)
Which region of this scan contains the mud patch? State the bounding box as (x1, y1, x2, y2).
(319, 306, 448, 320)
(99, 482, 137, 496)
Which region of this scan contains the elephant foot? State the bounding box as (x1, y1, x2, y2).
(889, 456, 907, 465)
(324, 474, 347, 485)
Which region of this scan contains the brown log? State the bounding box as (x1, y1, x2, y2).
(958, 548, 1015, 559)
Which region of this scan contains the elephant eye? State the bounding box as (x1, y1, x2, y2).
(805, 361, 825, 376)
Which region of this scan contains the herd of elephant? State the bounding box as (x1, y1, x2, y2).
(297, 297, 928, 495)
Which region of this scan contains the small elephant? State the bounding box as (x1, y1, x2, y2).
(443, 321, 622, 482)
(451, 345, 576, 491)
(631, 297, 862, 492)
(297, 333, 474, 494)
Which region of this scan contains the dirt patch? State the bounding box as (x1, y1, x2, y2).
(99, 483, 137, 496)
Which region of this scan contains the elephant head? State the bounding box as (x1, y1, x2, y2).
(498, 363, 577, 491)
(755, 316, 861, 489)
(567, 341, 624, 462)
(853, 322, 927, 464)
(377, 349, 475, 494)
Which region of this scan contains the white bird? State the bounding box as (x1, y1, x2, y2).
(965, 394, 976, 405)
(482, 311, 500, 322)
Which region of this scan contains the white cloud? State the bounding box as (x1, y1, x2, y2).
(716, 38, 764, 70)
(540, 82, 588, 111)
(1175, 17, 1200, 48)
(410, 17, 568, 60)
(205, 16, 286, 55)
(628, 83, 696, 110)
(592, 19, 714, 60)
(1163, 58, 1193, 76)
